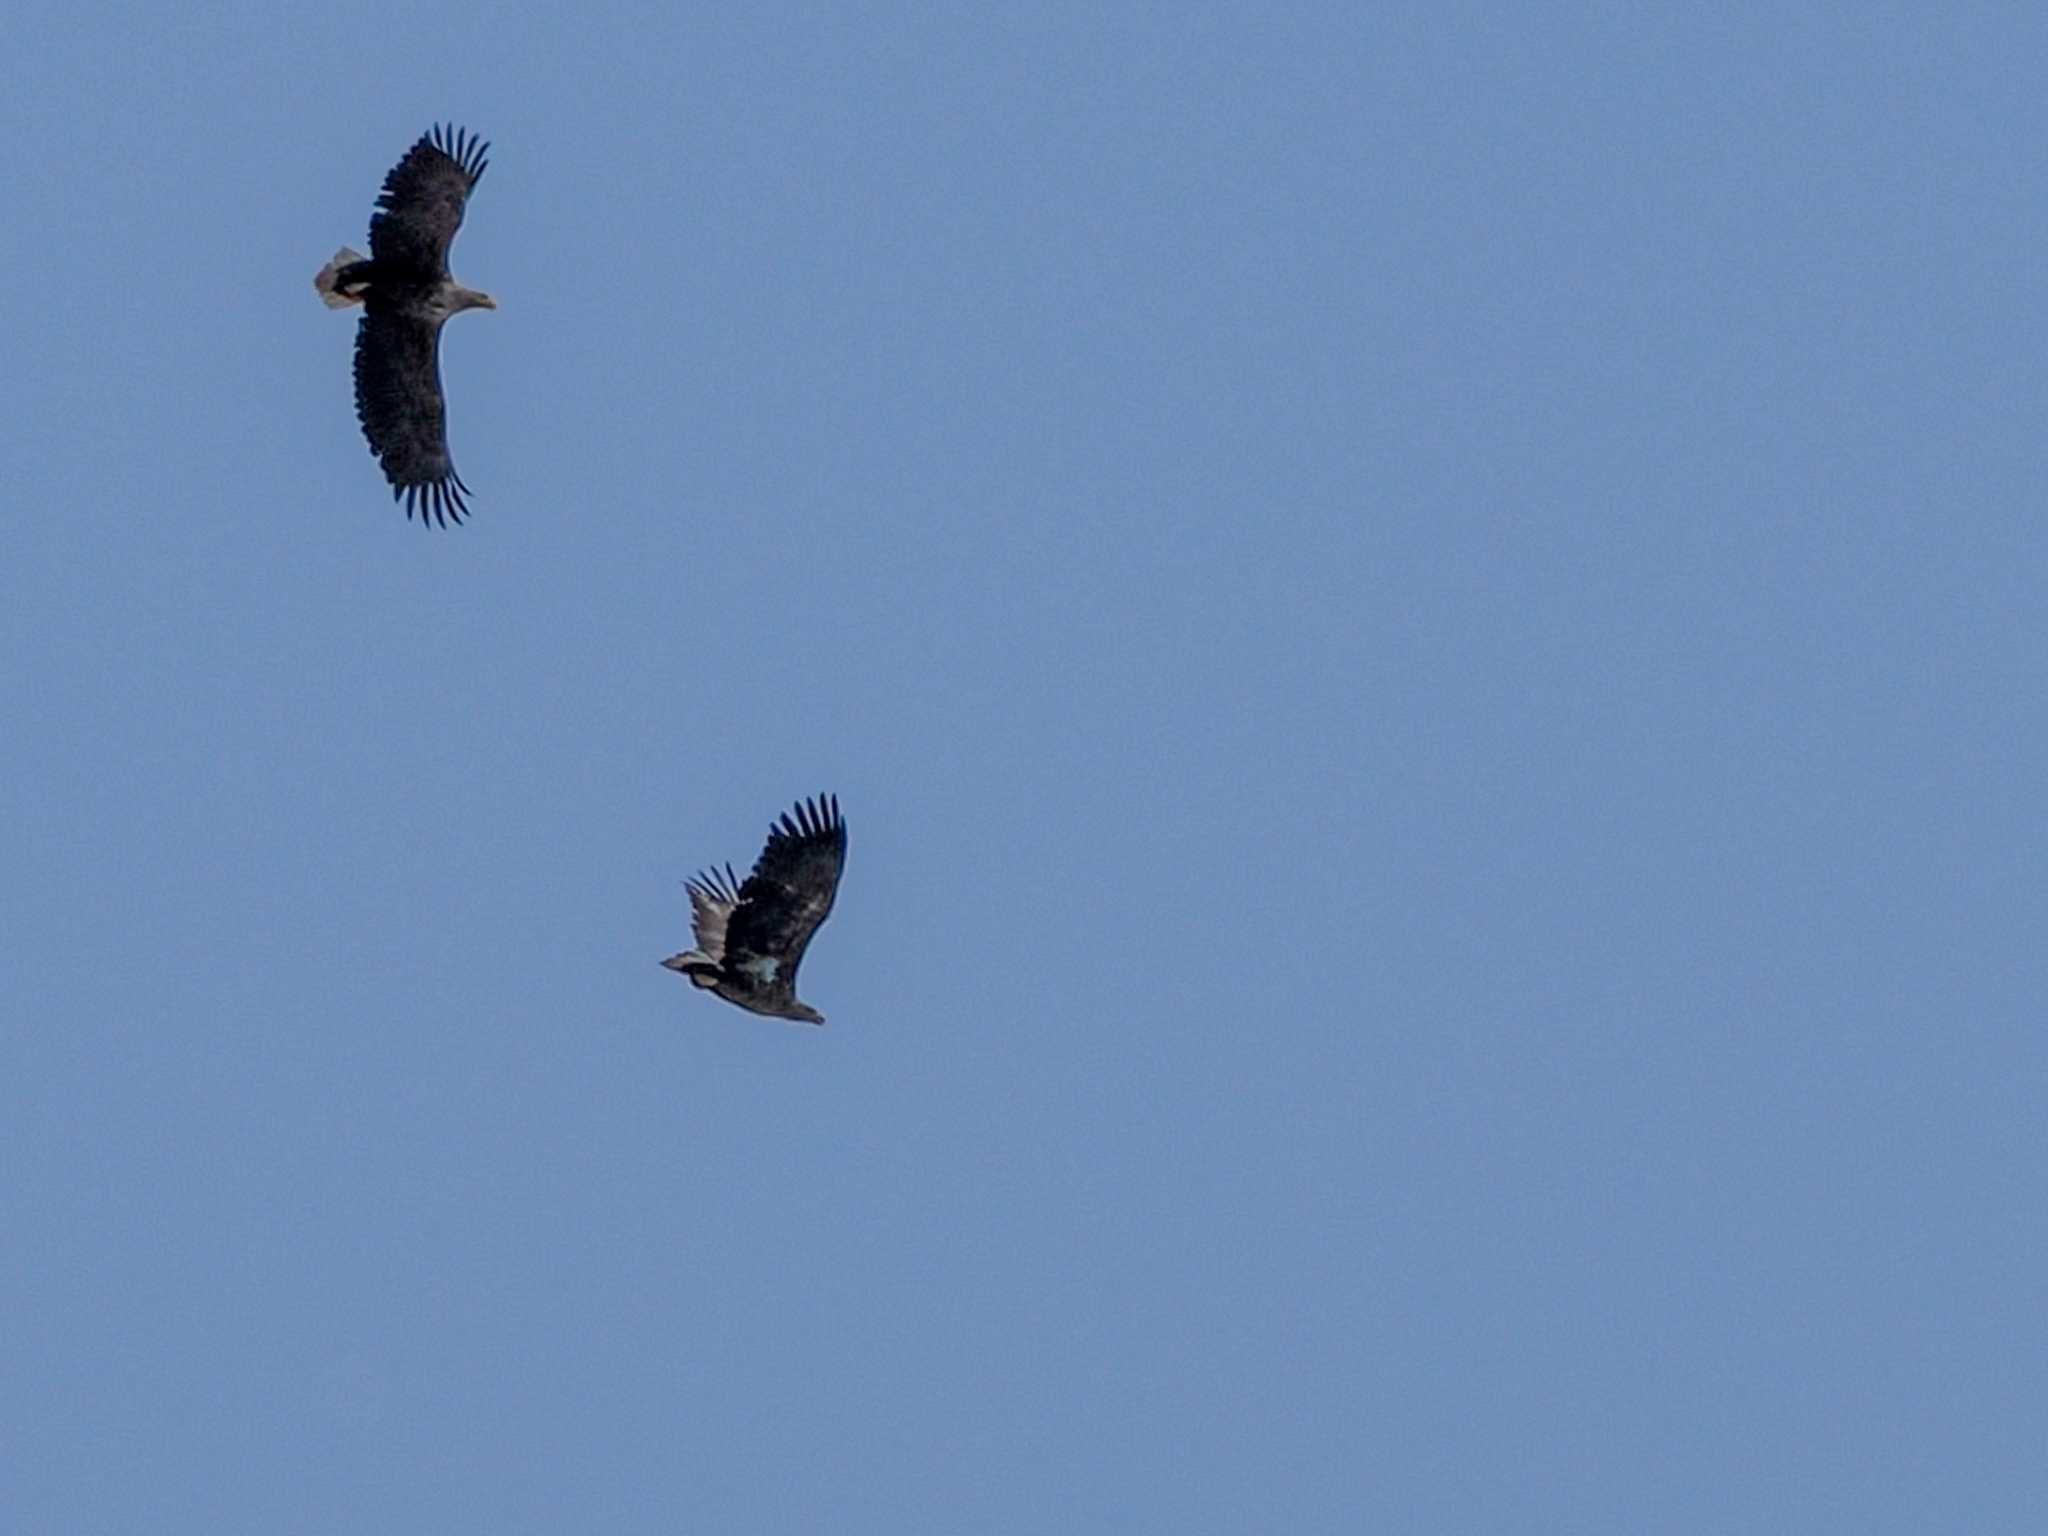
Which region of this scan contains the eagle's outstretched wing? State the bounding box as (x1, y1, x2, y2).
(368, 124, 489, 278)
(352, 305, 471, 526)
(685, 863, 744, 963)
(723, 796, 847, 988)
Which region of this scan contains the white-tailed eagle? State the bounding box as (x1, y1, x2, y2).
(662, 795, 847, 1026)
(315, 124, 495, 527)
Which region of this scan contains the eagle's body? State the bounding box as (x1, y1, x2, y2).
(315, 125, 494, 527)
(663, 796, 847, 1026)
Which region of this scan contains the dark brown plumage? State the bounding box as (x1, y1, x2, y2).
(662, 795, 848, 1026)
(314, 125, 495, 527)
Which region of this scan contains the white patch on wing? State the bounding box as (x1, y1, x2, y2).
(738, 955, 780, 985)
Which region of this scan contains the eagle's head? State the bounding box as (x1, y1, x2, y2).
(429, 284, 497, 321)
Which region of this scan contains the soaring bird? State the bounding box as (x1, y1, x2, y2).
(315, 124, 495, 527)
(662, 795, 847, 1026)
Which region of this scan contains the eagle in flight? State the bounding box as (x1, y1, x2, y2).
(315, 124, 495, 527)
(663, 795, 847, 1026)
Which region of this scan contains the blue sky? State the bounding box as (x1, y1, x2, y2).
(2, 3, 2043, 1529)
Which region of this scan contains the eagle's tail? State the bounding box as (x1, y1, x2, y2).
(660, 951, 723, 989)
(314, 246, 370, 308)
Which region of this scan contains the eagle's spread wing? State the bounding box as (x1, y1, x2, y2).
(724, 796, 847, 987)
(352, 305, 470, 526)
(367, 124, 488, 277)
(685, 863, 743, 963)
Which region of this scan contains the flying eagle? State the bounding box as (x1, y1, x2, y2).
(314, 124, 495, 527)
(662, 795, 847, 1026)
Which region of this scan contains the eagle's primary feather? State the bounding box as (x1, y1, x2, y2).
(315, 125, 495, 527)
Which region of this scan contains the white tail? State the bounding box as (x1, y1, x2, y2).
(314, 246, 367, 308)
(661, 951, 723, 987)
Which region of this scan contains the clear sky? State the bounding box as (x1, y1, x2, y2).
(2, 3, 2042, 1530)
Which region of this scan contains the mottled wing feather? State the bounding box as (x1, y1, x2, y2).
(685, 863, 742, 963)
(367, 124, 489, 277)
(352, 306, 469, 527)
(724, 796, 847, 986)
